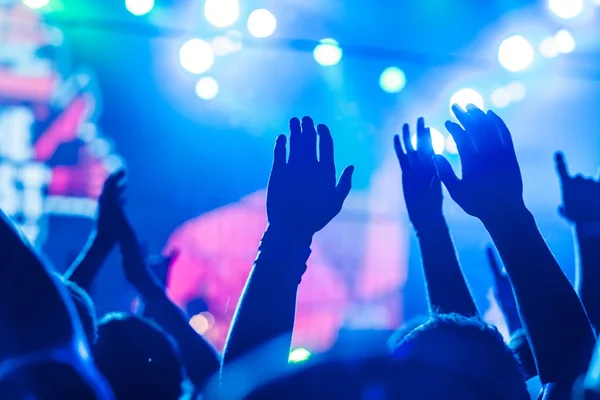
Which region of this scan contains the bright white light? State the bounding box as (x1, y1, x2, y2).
(247, 9, 277, 38)
(554, 29, 576, 54)
(548, 0, 583, 19)
(450, 88, 484, 111)
(445, 136, 458, 154)
(125, 0, 154, 16)
(179, 39, 214, 74)
(490, 88, 511, 108)
(507, 81, 526, 102)
(498, 35, 534, 72)
(313, 39, 342, 67)
(410, 127, 446, 155)
(204, 0, 240, 28)
(594, 0, 600, 5)
(289, 348, 311, 363)
(539, 37, 559, 58)
(22, 0, 49, 9)
(195, 77, 219, 100)
(379, 67, 406, 93)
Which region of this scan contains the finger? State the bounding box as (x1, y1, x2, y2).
(301, 116, 318, 164)
(335, 165, 354, 205)
(433, 155, 462, 199)
(554, 152, 570, 182)
(451, 103, 471, 130)
(485, 246, 504, 280)
(416, 117, 433, 154)
(104, 169, 126, 191)
(393, 134, 409, 170)
(273, 134, 287, 170)
(317, 124, 335, 178)
(445, 120, 474, 155)
(487, 110, 514, 152)
(288, 117, 301, 164)
(402, 123, 414, 155)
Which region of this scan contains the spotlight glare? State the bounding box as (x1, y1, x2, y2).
(125, 0, 154, 16)
(498, 35, 534, 72)
(313, 39, 342, 67)
(247, 9, 277, 38)
(289, 348, 311, 363)
(195, 77, 219, 100)
(179, 39, 214, 74)
(22, 0, 49, 9)
(490, 88, 511, 109)
(445, 136, 458, 154)
(204, 0, 240, 28)
(450, 88, 484, 112)
(539, 37, 559, 58)
(548, 0, 583, 19)
(554, 29, 576, 54)
(379, 67, 406, 93)
(410, 127, 445, 155)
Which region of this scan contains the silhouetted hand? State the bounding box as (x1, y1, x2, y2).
(434, 105, 525, 224)
(394, 117, 443, 231)
(96, 170, 126, 242)
(267, 117, 353, 238)
(555, 152, 600, 224)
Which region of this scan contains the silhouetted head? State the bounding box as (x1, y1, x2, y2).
(93, 313, 183, 400)
(391, 314, 528, 399)
(510, 329, 537, 380)
(63, 279, 97, 346)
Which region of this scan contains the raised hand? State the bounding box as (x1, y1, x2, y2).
(96, 170, 126, 242)
(555, 152, 600, 224)
(394, 117, 443, 231)
(434, 104, 525, 223)
(267, 117, 353, 238)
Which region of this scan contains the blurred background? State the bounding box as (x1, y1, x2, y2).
(2, 0, 599, 357)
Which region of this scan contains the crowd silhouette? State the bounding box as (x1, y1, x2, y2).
(0, 105, 599, 400)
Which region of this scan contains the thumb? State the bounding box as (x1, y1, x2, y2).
(433, 155, 461, 196)
(336, 165, 354, 205)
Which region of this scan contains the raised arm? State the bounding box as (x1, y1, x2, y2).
(555, 152, 600, 334)
(64, 171, 125, 290)
(485, 245, 522, 334)
(434, 105, 595, 385)
(222, 117, 353, 368)
(394, 117, 477, 317)
(115, 203, 220, 390)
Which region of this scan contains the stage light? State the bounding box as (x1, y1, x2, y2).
(548, 0, 583, 19)
(507, 81, 526, 102)
(22, 0, 49, 9)
(379, 67, 406, 93)
(498, 35, 534, 72)
(539, 37, 559, 58)
(313, 39, 342, 67)
(449, 88, 484, 111)
(247, 9, 277, 38)
(490, 88, 511, 108)
(445, 136, 458, 154)
(179, 39, 214, 74)
(204, 0, 240, 28)
(289, 348, 311, 363)
(125, 0, 154, 16)
(554, 29, 576, 54)
(410, 127, 445, 155)
(195, 77, 219, 100)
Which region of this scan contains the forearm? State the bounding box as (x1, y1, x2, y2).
(575, 222, 600, 333)
(484, 208, 595, 384)
(417, 218, 478, 317)
(64, 232, 114, 290)
(222, 227, 310, 368)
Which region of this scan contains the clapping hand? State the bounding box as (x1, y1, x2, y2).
(394, 117, 443, 232)
(267, 117, 354, 238)
(434, 104, 525, 224)
(555, 152, 600, 224)
(96, 170, 126, 242)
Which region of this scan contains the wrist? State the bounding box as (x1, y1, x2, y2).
(255, 225, 312, 281)
(481, 206, 533, 234)
(414, 213, 447, 237)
